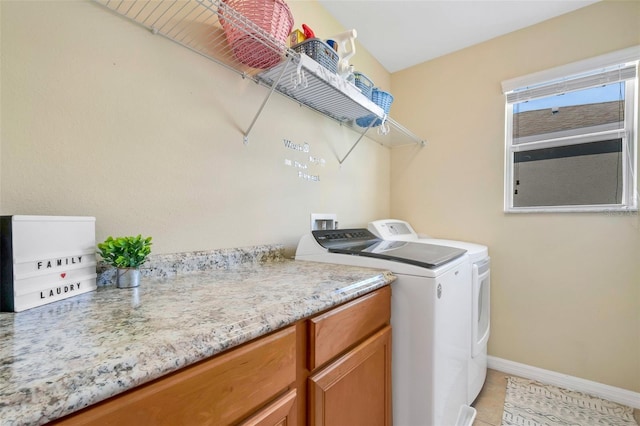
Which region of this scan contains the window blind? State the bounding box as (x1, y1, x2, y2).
(506, 64, 637, 104)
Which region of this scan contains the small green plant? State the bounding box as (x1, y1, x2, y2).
(97, 235, 152, 268)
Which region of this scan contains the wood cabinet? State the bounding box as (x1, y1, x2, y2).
(307, 286, 392, 426)
(239, 389, 297, 426)
(54, 286, 391, 426)
(309, 327, 391, 426)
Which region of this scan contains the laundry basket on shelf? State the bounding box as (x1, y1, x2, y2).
(356, 88, 394, 128)
(219, 0, 294, 69)
(291, 38, 339, 73)
(353, 72, 374, 99)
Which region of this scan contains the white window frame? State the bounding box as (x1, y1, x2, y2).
(502, 46, 639, 213)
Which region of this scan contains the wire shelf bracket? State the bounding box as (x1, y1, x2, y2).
(243, 57, 293, 145)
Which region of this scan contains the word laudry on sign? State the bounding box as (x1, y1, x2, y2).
(0, 216, 97, 312)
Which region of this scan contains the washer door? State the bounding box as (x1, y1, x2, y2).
(472, 258, 491, 357)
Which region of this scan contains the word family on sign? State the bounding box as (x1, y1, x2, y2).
(37, 255, 84, 270)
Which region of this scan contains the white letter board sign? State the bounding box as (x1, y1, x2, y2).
(0, 215, 97, 312)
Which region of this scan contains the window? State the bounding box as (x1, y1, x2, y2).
(502, 47, 639, 213)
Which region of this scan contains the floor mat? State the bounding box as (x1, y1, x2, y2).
(502, 376, 638, 426)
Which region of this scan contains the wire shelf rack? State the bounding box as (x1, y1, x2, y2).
(92, 0, 425, 161)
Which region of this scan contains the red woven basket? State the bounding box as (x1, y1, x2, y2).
(219, 0, 294, 69)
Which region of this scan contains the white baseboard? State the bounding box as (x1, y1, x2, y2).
(488, 356, 640, 409)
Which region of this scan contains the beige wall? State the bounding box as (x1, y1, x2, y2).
(3, 0, 639, 395)
(0, 0, 391, 256)
(391, 1, 640, 392)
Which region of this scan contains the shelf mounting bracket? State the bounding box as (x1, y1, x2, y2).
(243, 58, 293, 145)
(338, 118, 377, 165)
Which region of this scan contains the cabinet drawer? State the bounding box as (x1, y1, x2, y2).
(308, 286, 390, 370)
(55, 326, 296, 426)
(238, 388, 297, 426)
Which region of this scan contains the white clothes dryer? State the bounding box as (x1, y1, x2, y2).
(296, 229, 477, 426)
(368, 219, 491, 404)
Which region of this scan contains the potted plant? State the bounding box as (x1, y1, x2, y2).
(97, 235, 152, 288)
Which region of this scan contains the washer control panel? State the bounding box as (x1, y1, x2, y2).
(312, 228, 379, 249)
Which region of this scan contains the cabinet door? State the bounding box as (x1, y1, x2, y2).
(238, 389, 297, 426)
(308, 326, 392, 426)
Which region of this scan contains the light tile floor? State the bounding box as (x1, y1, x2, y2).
(471, 369, 640, 426)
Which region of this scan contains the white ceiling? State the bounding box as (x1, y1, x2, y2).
(317, 0, 600, 73)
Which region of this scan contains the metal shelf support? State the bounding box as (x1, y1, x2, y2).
(243, 57, 293, 145)
(338, 119, 377, 165)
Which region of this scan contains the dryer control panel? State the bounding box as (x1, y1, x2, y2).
(368, 219, 418, 241)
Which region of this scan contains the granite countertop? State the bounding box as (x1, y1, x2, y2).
(0, 257, 395, 425)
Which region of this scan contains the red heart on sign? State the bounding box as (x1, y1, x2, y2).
(61, 273, 66, 278)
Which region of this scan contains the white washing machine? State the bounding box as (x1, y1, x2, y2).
(368, 219, 491, 404)
(296, 228, 477, 426)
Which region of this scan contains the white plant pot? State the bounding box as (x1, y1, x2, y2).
(116, 267, 141, 288)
